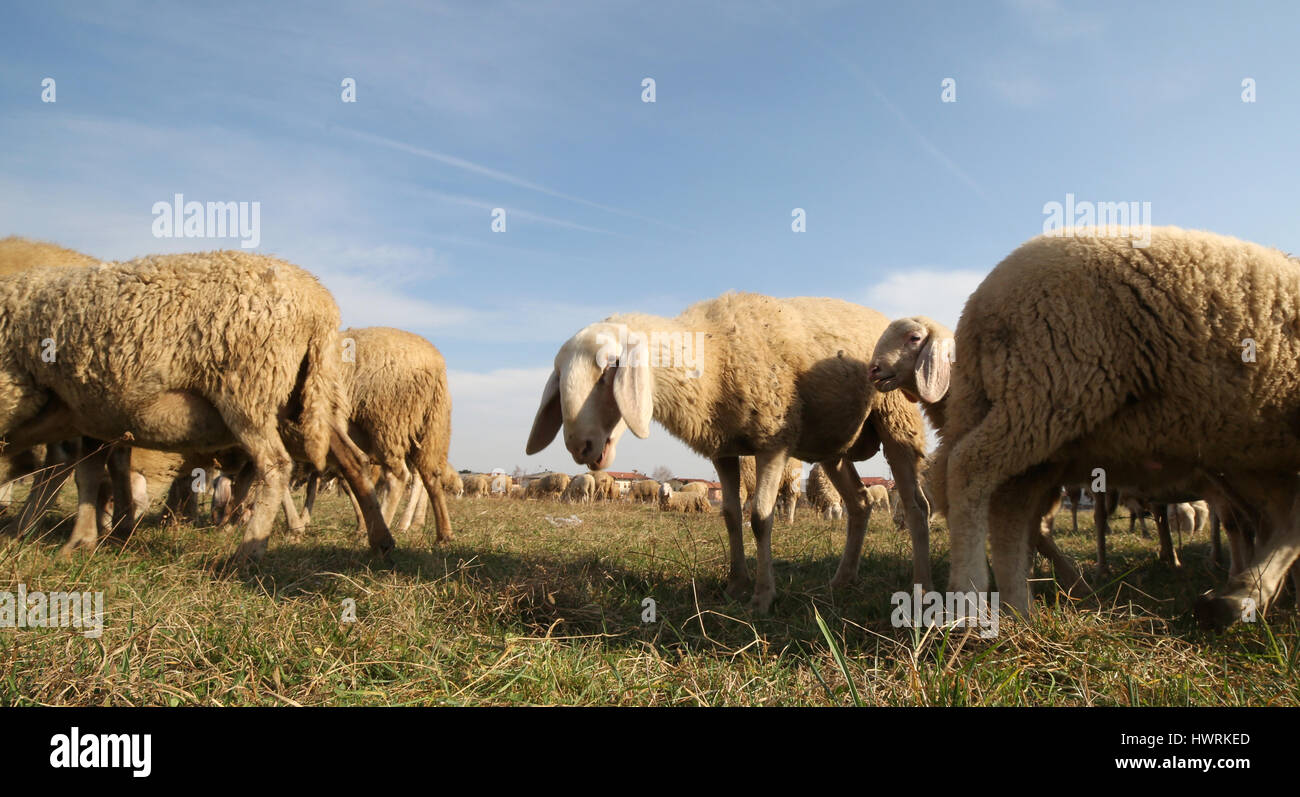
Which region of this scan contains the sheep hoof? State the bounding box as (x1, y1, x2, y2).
(1194, 592, 1246, 631)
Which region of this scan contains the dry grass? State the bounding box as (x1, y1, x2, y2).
(0, 484, 1296, 706)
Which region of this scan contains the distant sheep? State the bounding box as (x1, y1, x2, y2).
(658, 482, 711, 513)
(526, 472, 570, 499)
(589, 471, 618, 501)
(806, 464, 843, 521)
(463, 474, 490, 498)
(627, 479, 661, 503)
(562, 473, 596, 503)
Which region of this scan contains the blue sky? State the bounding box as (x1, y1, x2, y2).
(3, 0, 1298, 479)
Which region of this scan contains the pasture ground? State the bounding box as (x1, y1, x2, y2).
(1, 485, 1297, 706)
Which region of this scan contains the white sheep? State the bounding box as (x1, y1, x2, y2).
(657, 482, 711, 513)
(927, 227, 1300, 625)
(525, 293, 934, 613)
(805, 464, 844, 521)
(869, 316, 1092, 597)
(0, 249, 392, 561)
(562, 472, 596, 503)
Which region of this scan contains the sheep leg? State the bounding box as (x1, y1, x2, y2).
(1154, 505, 1181, 568)
(341, 477, 367, 535)
(418, 464, 454, 544)
(58, 445, 114, 556)
(412, 482, 429, 529)
(880, 440, 932, 591)
(281, 487, 305, 538)
(1026, 483, 1091, 598)
(217, 462, 257, 527)
(713, 456, 752, 600)
(1210, 512, 1224, 568)
(230, 433, 293, 563)
(748, 452, 787, 614)
(303, 472, 321, 528)
(825, 458, 872, 590)
(1093, 494, 1111, 576)
(328, 428, 394, 555)
(106, 444, 135, 538)
(10, 441, 75, 536)
(378, 469, 406, 526)
(395, 475, 421, 534)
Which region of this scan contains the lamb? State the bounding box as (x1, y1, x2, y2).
(928, 227, 1300, 626)
(463, 474, 490, 498)
(658, 482, 712, 513)
(562, 472, 596, 503)
(525, 292, 935, 613)
(868, 315, 1093, 596)
(627, 478, 661, 503)
(806, 463, 844, 520)
(0, 249, 392, 561)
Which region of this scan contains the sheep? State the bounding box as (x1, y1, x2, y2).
(463, 474, 490, 498)
(525, 292, 935, 613)
(627, 478, 661, 503)
(330, 327, 453, 543)
(509, 484, 525, 500)
(927, 227, 1300, 625)
(590, 470, 617, 501)
(865, 484, 890, 516)
(679, 481, 709, 496)
(658, 482, 711, 513)
(525, 472, 570, 500)
(490, 473, 511, 496)
(868, 315, 1093, 597)
(445, 469, 465, 498)
(0, 249, 392, 561)
(806, 463, 844, 521)
(211, 473, 234, 525)
(562, 472, 596, 503)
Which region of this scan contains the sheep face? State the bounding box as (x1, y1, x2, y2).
(526, 323, 653, 470)
(868, 316, 953, 404)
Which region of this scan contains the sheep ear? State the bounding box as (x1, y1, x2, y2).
(914, 336, 953, 403)
(525, 370, 562, 454)
(613, 360, 653, 439)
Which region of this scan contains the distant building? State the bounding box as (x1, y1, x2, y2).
(605, 470, 649, 496)
(679, 477, 722, 502)
(861, 477, 895, 490)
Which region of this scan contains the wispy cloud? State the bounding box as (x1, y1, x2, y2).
(865, 268, 989, 330)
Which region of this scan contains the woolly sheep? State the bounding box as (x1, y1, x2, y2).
(589, 470, 617, 501)
(869, 315, 1092, 596)
(0, 249, 392, 561)
(525, 292, 935, 613)
(679, 481, 709, 496)
(331, 327, 453, 542)
(806, 463, 844, 521)
(930, 227, 1300, 625)
(627, 479, 661, 503)
(463, 474, 490, 498)
(509, 484, 525, 499)
(490, 473, 511, 495)
(563, 472, 596, 503)
(525, 472, 570, 500)
(658, 482, 711, 513)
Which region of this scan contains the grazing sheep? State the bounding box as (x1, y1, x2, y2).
(445, 469, 465, 498)
(0, 249, 392, 561)
(463, 474, 490, 498)
(211, 474, 234, 525)
(806, 463, 844, 521)
(509, 484, 525, 500)
(865, 484, 890, 517)
(590, 470, 618, 501)
(869, 316, 1093, 596)
(627, 479, 661, 503)
(658, 482, 711, 513)
(562, 472, 596, 503)
(490, 473, 511, 495)
(679, 481, 709, 496)
(929, 227, 1300, 625)
(332, 327, 453, 543)
(525, 293, 935, 613)
(525, 472, 570, 500)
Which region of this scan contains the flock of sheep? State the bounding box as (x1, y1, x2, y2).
(4, 225, 1299, 634)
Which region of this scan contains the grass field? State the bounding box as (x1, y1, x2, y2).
(1, 485, 1297, 706)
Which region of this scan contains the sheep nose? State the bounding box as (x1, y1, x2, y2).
(868, 364, 881, 378)
(578, 440, 594, 460)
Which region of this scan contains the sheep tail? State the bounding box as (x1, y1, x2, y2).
(298, 322, 343, 472)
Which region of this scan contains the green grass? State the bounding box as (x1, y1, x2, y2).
(0, 487, 1296, 706)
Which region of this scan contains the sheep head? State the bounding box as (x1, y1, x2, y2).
(868, 316, 954, 404)
(525, 322, 654, 469)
